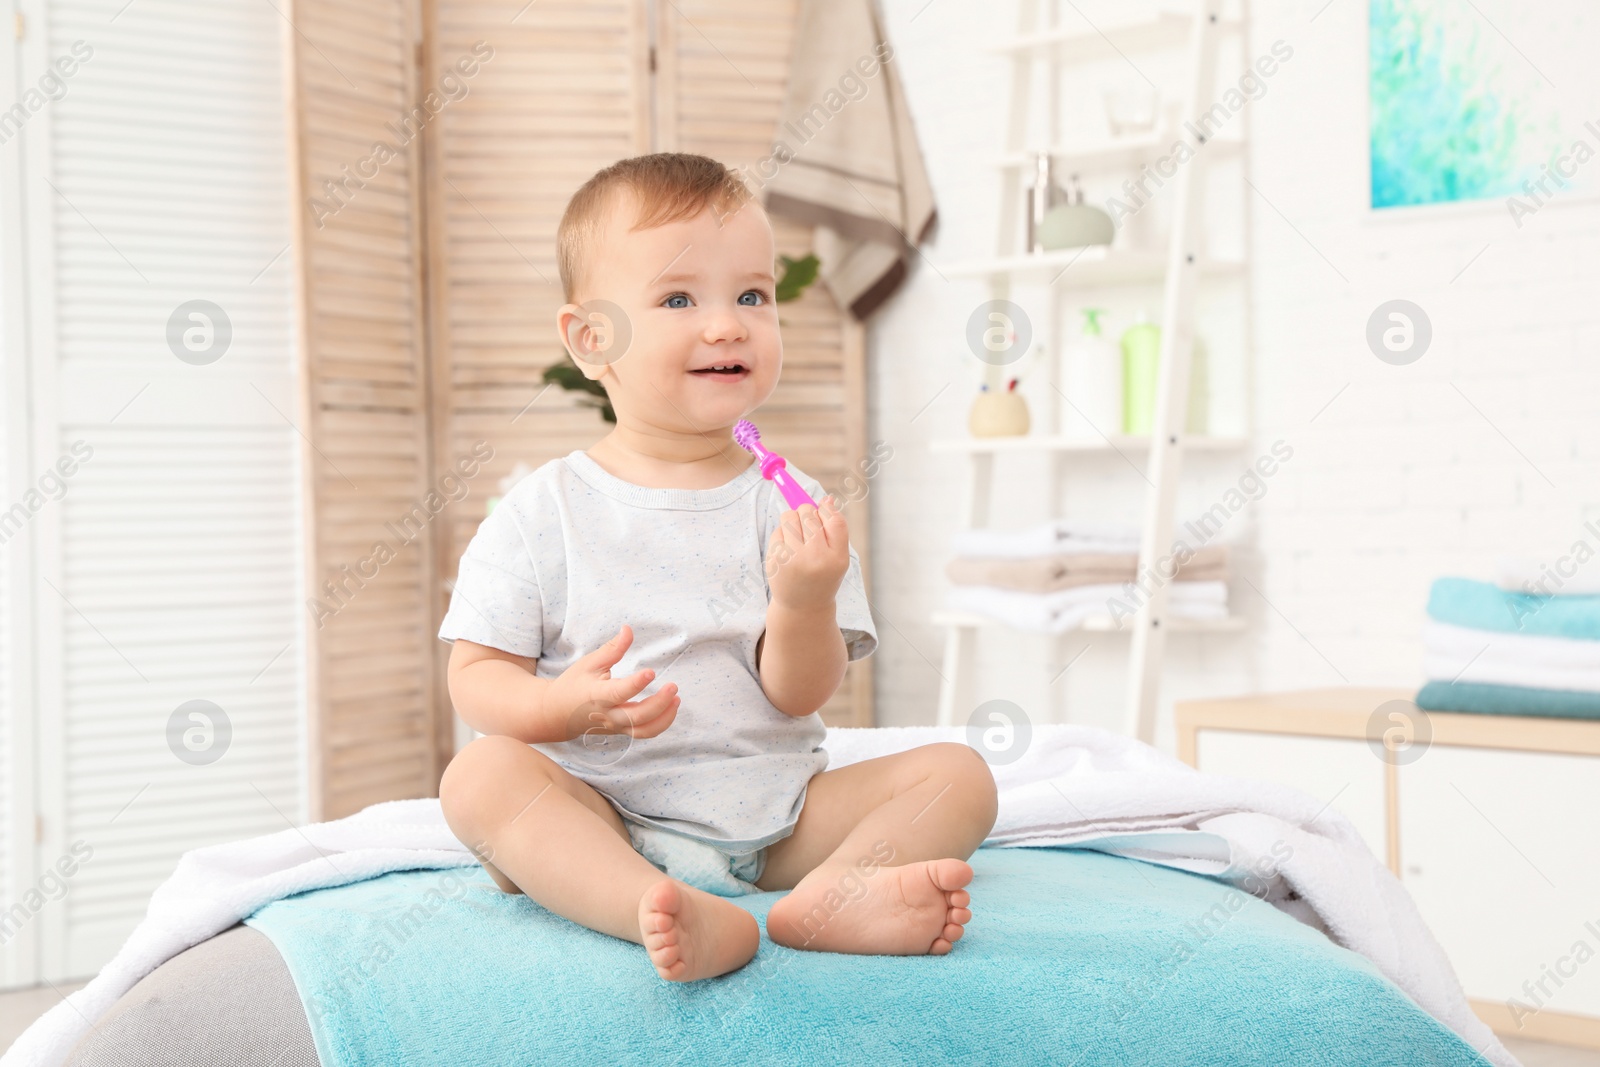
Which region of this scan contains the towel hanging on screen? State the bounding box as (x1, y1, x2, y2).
(760, 0, 936, 319)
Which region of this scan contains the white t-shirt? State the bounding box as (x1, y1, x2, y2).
(437, 449, 878, 852)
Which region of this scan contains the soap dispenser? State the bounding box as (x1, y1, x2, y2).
(1040, 174, 1115, 250)
(1059, 308, 1121, 438)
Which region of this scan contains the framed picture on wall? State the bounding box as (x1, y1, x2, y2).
(1368, 0, 1597, 219)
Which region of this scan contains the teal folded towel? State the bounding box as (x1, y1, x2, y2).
(1427, 576, 1600, 639)
(245, 848, 1489, 1067)
(1417, 679, 1600, 719)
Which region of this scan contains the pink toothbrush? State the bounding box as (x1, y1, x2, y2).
(733, 419, 818, 510)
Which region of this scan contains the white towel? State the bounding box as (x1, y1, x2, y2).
(1, 801, 471, 1067)
(1496, 553, 1600, 597)
(947, 579, 1228, 634)
(2, 725, 1514, 1067)
(1423, 619, 1600, 693)
(951, 519, 1143, 559)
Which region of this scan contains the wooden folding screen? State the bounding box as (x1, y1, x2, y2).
(287, 0, 439, 819)
(290, 0, 874, 815)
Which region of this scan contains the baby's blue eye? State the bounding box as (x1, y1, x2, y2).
(738, 291, 765, 306)
(663, 293, 692, 309)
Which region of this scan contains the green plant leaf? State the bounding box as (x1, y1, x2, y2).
(541, 358, 616, 423)
(775, 253, 820, 303)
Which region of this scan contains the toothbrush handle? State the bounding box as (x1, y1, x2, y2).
(760, 456, 818, 510)
(774, 471, 818, 510)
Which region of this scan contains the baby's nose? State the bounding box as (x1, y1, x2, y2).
(702, 311, 748, 343)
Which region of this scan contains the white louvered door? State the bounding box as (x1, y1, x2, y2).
(13, 0, 307, 981)
(2, 0, 50, 990)
(0, 279, 14, 986)
(0, 45, 35, 984)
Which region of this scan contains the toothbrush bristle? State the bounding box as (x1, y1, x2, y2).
(732, 419, 760, 451)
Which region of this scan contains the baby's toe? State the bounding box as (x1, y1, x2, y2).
(928, 858, 974, 893)
(651, 938, 684, 971)
(641, 911, 676, 940)
(948, 889, 970, 909)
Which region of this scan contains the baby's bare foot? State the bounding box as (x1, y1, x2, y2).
(637, 878, 760, 982)
(766, 858, 974, 955)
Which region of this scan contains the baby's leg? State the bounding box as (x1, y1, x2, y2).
(439, 735, 758, 981)
(759, 742, 998, 955)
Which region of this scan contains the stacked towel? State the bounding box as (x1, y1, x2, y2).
(947, 545, 1229, 592)
(1417, 576, 1600, 719)
(1496, 552, 1600, 597)
(945, 520, 1230, 634)
(951, 520, 1148, 559)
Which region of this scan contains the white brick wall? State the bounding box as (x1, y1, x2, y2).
(865, 0, 1600, 747)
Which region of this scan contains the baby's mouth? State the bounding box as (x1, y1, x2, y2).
(688, 362, 750, 380)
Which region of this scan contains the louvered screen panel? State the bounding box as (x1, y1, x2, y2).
(656, 0, 874, 726)
(40, 0, 304, 977)
(0, 246, 19, 988)
(290, 0, 441, 816)
(0, 439, 9, 984)
(427, 0, 650, 749)
(54, 430, 303, 976)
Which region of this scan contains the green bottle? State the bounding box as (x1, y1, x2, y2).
(1121, 317, 1161, 434)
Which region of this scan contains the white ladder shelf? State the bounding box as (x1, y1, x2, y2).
(933, 0, 1250, 745)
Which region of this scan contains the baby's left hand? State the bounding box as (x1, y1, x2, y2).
(766, 494, 850, 612)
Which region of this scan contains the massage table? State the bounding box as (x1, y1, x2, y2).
(59, 847, 1496, 1066)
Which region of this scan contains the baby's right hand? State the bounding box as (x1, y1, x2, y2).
(548, 624, 680, 742)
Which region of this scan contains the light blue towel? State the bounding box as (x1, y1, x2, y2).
(245, 848, 1490, 1067)
(1427, 576, 1600, 639)
(1417, 679, 1600, 719)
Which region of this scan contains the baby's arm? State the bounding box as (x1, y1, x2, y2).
(448, 625, 680, 743)
(756, 496, 850, 717)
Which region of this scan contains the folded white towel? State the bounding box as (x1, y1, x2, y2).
(1423, 619, 1600, 693)
(951, 519, 1142, 559)
(1496, 553, 1600, 597)
(947, 580, 1228, 634)
(2, 725, 1513, 1067)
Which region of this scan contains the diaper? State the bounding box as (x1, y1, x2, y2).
(624, 821, 767, 898)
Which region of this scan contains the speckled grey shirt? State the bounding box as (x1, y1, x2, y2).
(437, 450, 878, 852)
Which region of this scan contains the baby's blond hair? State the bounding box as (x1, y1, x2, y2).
(556, 153, 755, 303)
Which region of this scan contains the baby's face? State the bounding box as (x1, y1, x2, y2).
(562, 193, 781, 434)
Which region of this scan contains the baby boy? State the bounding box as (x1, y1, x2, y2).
(437, 152, 998, 982)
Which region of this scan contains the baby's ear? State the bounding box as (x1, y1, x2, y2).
(556, 301, 629, 379)
(556, 304, 599, 379)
